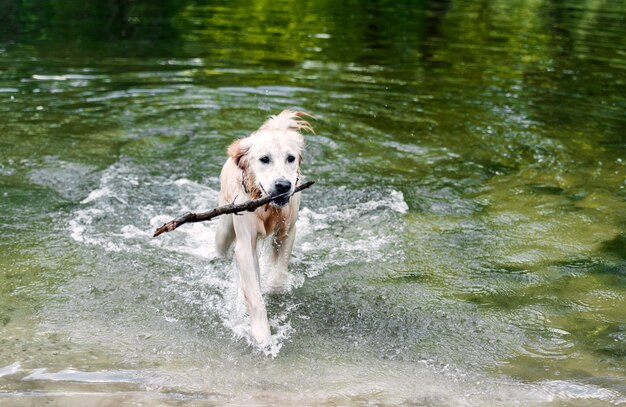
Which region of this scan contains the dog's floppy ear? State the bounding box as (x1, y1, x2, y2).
(228, 139, 250, 169)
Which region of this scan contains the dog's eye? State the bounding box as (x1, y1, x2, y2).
(259, 156, 270, 164)
(286, 155, 296, 163)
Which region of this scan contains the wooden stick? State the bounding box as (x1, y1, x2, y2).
(153, 181, 315, 237)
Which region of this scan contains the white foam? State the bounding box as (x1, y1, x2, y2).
(0, 362, 21, 378)
(536, 380, 626, 404)
(294, 188, 408, 276)
(69, 161, 220, 258)
(81, 186, 112, 204)
(23, 368, 142, 383)
(120, 224, 150, 239)
(389, 189, 409, 213)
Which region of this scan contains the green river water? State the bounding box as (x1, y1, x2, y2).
(0, 0, 625, 405)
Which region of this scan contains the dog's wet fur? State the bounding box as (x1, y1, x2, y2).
(215, 110, 312, 344)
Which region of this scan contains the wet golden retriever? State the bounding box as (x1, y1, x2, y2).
(215, 110, 312, 344)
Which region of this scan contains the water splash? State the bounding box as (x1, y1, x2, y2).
(66, 160, 410, 356)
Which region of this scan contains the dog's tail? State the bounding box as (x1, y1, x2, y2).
(258, 110, 314, 134)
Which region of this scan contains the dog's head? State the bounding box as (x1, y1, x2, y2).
(228, 110, 312, 207)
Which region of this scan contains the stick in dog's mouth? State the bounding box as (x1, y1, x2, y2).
(153, 181, 315, 237)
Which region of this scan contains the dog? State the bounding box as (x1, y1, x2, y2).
(215, 110, 312, 344)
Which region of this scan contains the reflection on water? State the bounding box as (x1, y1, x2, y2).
(0, 0, 625, 405)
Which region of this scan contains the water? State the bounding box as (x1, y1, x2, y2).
(1, 0, 625, 405)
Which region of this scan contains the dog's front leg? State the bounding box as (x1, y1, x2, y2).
(233, 217, 271, 344)
(215, 214, 235, 257)
(267, 225, 297, 294)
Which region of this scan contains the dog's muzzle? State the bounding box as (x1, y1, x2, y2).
(269, 179, 293, 207)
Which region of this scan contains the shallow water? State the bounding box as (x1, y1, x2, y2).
(1, 0, 625, 405)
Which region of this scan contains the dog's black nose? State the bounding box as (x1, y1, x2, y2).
(274, 179, 292, 194)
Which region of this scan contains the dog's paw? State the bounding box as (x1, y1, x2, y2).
(250, 321, 271, 345)
(249, 312, 271, 344)
(266, 271, 290, 295)
(266, 283, 289, 295)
